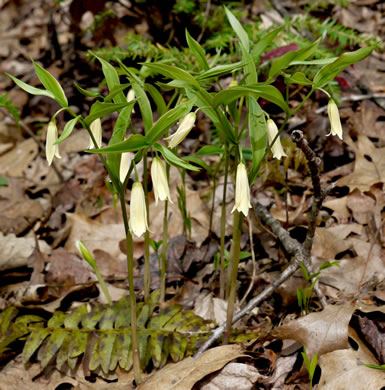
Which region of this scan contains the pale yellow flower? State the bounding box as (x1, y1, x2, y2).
(119, 152, 132, 183)
(164, 112, 196, 149)
(231, 162, 251, 217)
(267, 119, 287, 160)
(126, 88, 136, 113)
(327, 99, 343, 140)
(46, 120, 61, 166)
(151, 157, 173, 204)
(129, 182, 149, 237)
(88, 118, 102, 149)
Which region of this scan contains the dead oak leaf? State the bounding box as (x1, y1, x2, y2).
(337, 135, 385, 192)
(272, 303, 355, 360)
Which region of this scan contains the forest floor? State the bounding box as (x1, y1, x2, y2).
(0, 1, 384, 389)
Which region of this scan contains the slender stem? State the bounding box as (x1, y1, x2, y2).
(159, 199, 169, 303)
(224, 210, 242, 344)
(94, 268, 112, 305)
(119, 190, 142, 384)
(219, 150, 230, 299)
(143, 153, 150, 301)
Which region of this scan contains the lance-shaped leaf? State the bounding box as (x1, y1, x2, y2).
(225, 7, 249, 51)
(195, 145, 224, 156)
(141, 63, 200, 88)
(84, 101, 130, 127)
(251, 24, 285, 61)
(88, 134, 148, 154)
(38, 329, 68, 368)
(0, 306, 18, 335)
(286, 71, 313, 86)
(145, 83, 167, 116)
(314, 46, 375, 88)
(94, 54, 126, 104)
(55, 115, 81, 144)
(22, 328, 50, 364)
(32, 60, 68, 107)
(186, 29, 209, 71)
(118, 331, 133, 370)
(248, 99, 267, 184)
(196, 62, 244, 81)
(6, 73, 55, 100)
(153, 143, 200, 171)
(213, 85, 289, 114)
(132, 80, 153, 132)
(74, 82, 102, 98)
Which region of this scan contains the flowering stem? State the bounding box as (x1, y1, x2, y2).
(219, 149, 230, 299)
(143, 153, 151, 301)
(224, 209, 242, 344)
(159, 198, 168, 303)
(118, 189, 142, 384)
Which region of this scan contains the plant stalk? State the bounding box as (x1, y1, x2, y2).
(143, 153, 151, 301)
(159, 199, 169, 303)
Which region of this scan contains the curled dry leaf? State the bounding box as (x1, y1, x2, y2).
(138, 344, 245, 390)
(272, 303, 355, 360)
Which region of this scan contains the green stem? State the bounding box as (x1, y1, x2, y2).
(159, 199, 168, 303)
(119, 190, 142, 384)
(219, 149, 230, 299)
(143, 153, 150, 301)
(224, 210, 242, 344)
(94, 267, 112, 305)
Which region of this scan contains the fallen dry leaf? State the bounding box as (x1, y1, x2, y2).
(337, 135, 385, 192)
(272, 303, 355, 359)
(194, 291, 228, 325)
(199, 362, 264, 390)
(267, 355, 297, 390)
(138, 344, 244, 390)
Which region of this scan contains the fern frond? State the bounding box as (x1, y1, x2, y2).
(0, 93, 20, 124)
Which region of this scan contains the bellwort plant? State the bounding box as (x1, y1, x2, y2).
(7, 6, 375, 379)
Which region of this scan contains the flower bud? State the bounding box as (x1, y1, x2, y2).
(267, 119, 287, 160)
(46, 120, 61, 166)
(231, 162, 252, 217)
(327, 99, 343, 140)
(164, 112, 196, 149)
(151, 157, 173, 204)
(88, 118, 102, 149)
(129, 182, 149, 237)
(76, 239, 96, 268)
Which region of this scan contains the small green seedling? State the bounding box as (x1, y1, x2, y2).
(302, 346, 318, 390)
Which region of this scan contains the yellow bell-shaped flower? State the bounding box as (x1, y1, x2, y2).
(151, 157, 173, 204)
(164, 112, 196, 149)
(46, 120, 61, 166)
(267, 119, 287, 160)
(129, 181, 149, 237)
(231, 162, 252, 217)
(327, 99, 343, 140)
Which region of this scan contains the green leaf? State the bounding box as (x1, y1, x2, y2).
(153, 144, 200, 171)
(268, 40, 320, 80)
(145, 101, 194, 144)
(286, 71, 313, 86)
(56, 333, 71, 369)
(132, 81, 153, 132)
(47, 311, 66, 328)
(38, 329, 68, 368)
(74, 82, 102, 98)
(64, 305, 88, 329)
(197, 62, 244, 81)
(141, 63, 200, 88)
(33, 60, 68, 107)
(213, 85, 289, 114)
(241, 43, 257, 84)
(186, 30, 209, 71)
(251, 25, 285, 61)
(224, 7, 249, 51)
(88, 134, 148, 154)
(118, 331, 132, 370)
(195, 145, 224, 156)
(183, 156, 210, 171)
(145, 83, 167, 116)
(6, 73, 55, 100)
(104, 83, 131, 103)
(94, 54, 126, 104)
(68, 330, 87, 358)
(0, 306, 18, 334)
(100, 333, 117, 374)
(84, 101, 130, 127)
(314, 46, 375, 88)
(22, 329, 50, 363)
(107, 105, 134, 178)
(55, 116, 81, 144)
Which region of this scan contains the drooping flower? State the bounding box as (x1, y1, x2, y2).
(327, 99, 343, 140)
(129, 181, 149, 237)
(126, 88, 136, 113)
(151, 157, 173, 204)
(46, 120, 61, 166)
(267, 119, 287, 160)
(231, 162, 252, 217)
(119, 152, 132, 183)
(164, 112, 196, 149)
(88, 118, 102, 149)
